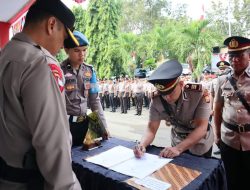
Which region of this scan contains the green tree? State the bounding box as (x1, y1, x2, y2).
(85, 0, 121, 78)
(166, 20, 223, 79)
(72, 6, 87, 33)
(120, 0, 187, 33)
(107, 33, 138, 77)
(56, 49, 67, 63)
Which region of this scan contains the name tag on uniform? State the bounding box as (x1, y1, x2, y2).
(73, 116, 77, 122)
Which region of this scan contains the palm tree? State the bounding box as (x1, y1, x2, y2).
(167, 20, 224, 80)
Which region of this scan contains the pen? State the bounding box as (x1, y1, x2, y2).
(135, 140, 140, 151)
(88, 145, 103, 151)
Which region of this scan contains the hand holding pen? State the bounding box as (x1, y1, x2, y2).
(133, 141, 146, 158)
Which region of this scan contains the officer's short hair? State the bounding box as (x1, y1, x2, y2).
(24, 9, 52, 27)
(24, 0, 78, 47)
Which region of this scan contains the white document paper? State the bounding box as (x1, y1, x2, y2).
(86, 145, 172, 179)
(134, 176, 171, 190)
(86, 146, 134, 168)
(111, 152, 172, 179)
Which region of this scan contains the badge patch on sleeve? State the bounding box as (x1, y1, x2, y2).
(184, 83, 202, 91)
(48, 63, 64, 92)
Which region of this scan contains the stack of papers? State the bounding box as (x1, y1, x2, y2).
(86, 145, 172, 179)
(134, 176, 171, 190)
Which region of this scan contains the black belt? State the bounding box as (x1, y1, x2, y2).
(175, 124, 210, 139)
(0, 157, 42, 183)
(224, 121, 250, 133)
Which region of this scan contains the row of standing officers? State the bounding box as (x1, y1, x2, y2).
(98, 78, 155, 115)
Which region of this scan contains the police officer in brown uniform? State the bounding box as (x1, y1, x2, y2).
(61, 31, 109, 146)
(214, 36, 250, 190)
(133, 77, 144, 115)
(134, 60, 213, 158)
(0, 0, 82, 189)
(210, 60, 231, 155)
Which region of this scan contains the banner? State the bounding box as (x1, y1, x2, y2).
(11, 14, 26, 36)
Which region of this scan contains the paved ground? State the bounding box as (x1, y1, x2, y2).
(103, 106, 220, 158)
(104, 107, 171, 147)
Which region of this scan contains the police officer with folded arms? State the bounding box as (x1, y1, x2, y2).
(61, 31, 109, 146)
(214, 36, 250, 190)
(134, 60, 214, 158)
(0, 0, 82, 189)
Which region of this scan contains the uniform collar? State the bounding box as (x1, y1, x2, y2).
(231, 65, 250, 78)
(12, 32, 38, 47)
(13, 32, 57, 62)
(245, 65, 250, 77)
(178, 89, 187, 105)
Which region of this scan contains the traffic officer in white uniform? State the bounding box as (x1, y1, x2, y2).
(214, 36, 250, 190)
(0, 0, 82, 189)
(134, 60, 213, 158)
(61, 31, 109, 146)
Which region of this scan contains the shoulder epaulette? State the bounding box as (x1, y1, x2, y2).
(84, 63, 93, 68)
(184, 83, 202, 92)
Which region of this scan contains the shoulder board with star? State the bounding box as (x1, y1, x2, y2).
(184, 83, 202, 92)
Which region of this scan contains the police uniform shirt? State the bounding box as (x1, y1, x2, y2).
(130, 81, 136, 93)
(61, 59, 108, 128)
(108, 82, 113, 93)
(0, 33, 81, 189)
(210, 78, 218, 98)
(125, 81, 131, 93)
(133, 81, 144, 93)
(143, 81, 148, 92)
(99, 82, 104, 94)
(149, 86, 214, 155)
(118, 80, 125, 92)
(146, 82, 153, 93)
(214, 65, 250, 151)
(103, 81, 109, 92)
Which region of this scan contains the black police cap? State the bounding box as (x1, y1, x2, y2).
(224, 36, 250, 53)
(148, 60, 183, 95)
(216, 61, 230, 69)
(64, 31, 89, 49)
(29, 0, 79, 47)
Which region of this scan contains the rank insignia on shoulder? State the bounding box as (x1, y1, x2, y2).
(184, 83, 202, 91)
